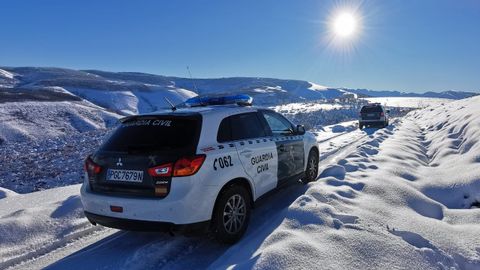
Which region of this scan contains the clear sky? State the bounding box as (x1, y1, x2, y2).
(1, 0, 479, 92)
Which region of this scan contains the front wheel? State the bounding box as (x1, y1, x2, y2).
(303, 149, 319, 183)
(211, 185, 251, 244)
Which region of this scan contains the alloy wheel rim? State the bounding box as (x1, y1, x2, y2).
(223, 194, 246, 234)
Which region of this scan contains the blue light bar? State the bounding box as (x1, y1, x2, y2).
(185, 94, 253, 107)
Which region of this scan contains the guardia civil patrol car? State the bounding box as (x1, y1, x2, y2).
(81, 95, 319, 243)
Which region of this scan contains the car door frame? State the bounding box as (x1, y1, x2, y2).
(257, 110, 305, 186)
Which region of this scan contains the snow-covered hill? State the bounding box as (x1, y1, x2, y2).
(0, 95, 479, 269)
(348, 88, 478, 100)
(0, 67, 198, 115)
(0, 101, 119, 143)
(0, 67, 355, 113)
(2, 67, 476, 116)
(0, 101, 121, 193)
(0, 68, 17, 87)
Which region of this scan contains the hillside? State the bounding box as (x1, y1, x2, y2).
(1, 67, 476, 116)
(348, 88, 478, 99)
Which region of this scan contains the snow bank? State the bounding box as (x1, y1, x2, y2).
(212, 96, 480, 269)
(0, 188, 18, 199)
(0, 185, 104, 269)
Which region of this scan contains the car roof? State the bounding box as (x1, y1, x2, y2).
(362, 103, 383, 107)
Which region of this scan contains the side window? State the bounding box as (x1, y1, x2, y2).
(229, 113, 267, 141)
(217, 117, 232, 143)
(261, 111, 294, 136)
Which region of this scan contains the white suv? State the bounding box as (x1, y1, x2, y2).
(81, 95, 319, 243)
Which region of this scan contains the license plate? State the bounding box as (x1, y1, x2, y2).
(106, 169, 144, 182)
(367, 113, 375, 117)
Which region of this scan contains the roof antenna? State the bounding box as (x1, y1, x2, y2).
(164, 97, 177, 112)
(186, 66, 199, 94)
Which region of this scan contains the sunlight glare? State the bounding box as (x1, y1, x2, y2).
(333, 12, 357, 38)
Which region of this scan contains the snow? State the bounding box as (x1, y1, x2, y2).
(0, 188, 18, 199)
(1, 93, 479, 268)
(308, 82, 329, 91)
(211, 96, 480, 269)
(272, 102, 344, 113)
(0, 184, 112, 270)
(0, 101, 120, 193)
(0, 101, 119, 143)
(65, 86, 196, 115)
(65, 88, 140, 115)
(364, 97, 452, 108)
(0, 69, 15, 79)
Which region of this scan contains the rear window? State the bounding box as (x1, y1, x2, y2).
(361, 105, 383, 113)
(100, 116, 201, 153)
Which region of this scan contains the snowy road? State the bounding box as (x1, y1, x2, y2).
(11, 122, 381, 270)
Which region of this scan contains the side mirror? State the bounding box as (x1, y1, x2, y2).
(295, 125, 306, 135)
(386, 109, 391, 114)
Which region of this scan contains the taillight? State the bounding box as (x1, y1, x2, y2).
(173, 155, 206, 177)
(84, 156, 102, 175)
(148, 163, 173, 177)
(380, 112, 385, 117)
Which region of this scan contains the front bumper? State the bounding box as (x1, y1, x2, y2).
(80, 177, 218, 225)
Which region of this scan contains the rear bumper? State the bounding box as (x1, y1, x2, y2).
(80, 177, 218, 225)
(359, 120, 386, 126)
(84, 211, 209, 233)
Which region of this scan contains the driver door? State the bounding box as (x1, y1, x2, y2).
(259, 110, 305, 185)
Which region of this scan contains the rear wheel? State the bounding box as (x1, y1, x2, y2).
(359, 123, 364, 130)
(211, 185, 251, 244)
(303, 149, 319, 183)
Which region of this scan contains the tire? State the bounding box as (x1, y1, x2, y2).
(211, 184, 251, 244)
(303, 149, 319, 183)
(359, 124, 364, 130)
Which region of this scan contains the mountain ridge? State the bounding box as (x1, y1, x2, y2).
(0, 67, 477, 113)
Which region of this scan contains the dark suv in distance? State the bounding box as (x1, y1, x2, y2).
(359, 103, 389, 129)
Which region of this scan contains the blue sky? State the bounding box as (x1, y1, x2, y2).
(1, 0, 479, 92)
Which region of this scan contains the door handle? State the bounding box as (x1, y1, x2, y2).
(279, 144, 286, 152)
(240, 150, 253, 155)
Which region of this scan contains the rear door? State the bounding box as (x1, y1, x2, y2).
(220, 112, 278, 197)
(259, 110, 304, 185)
(90, 115, 201, 198)
(361, 106, 383, 120)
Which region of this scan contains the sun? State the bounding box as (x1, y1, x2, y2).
(322, 5, 364, 56)
(333, 12, 357, 38)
